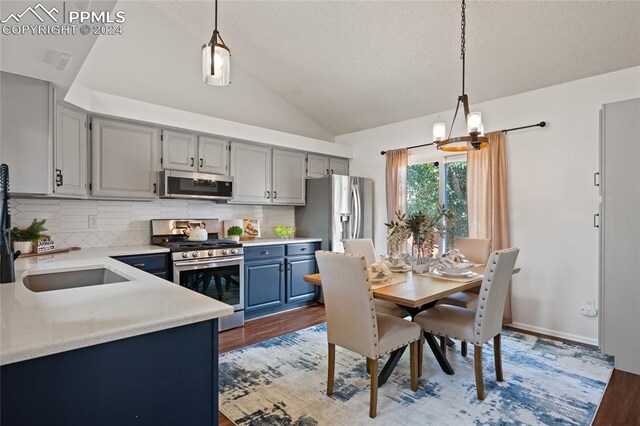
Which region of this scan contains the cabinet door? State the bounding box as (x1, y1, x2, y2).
(330, 157, 349, 176)
(286, 257, 318, 303)
(162, 130, 196, 171)
(230, 142, 271, 204)
(307, 154, 329, 178)
(245, 261, 285, 312)
(91, 118, 159, 199)
(54, 104, 87, 197)
(198, 136, 229, 175)
(272, 149, 306, 205)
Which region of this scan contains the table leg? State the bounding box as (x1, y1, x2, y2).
(377, 346, 407, 387)
(424, 332, 454, 375)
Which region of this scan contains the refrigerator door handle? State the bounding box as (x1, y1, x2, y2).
(351, 183, 361, 239)
(350, 184, 357, 239)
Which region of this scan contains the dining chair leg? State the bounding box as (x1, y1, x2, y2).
(461, 341, 468, 357)
(494, 334, 503, 382)
(439, 336, 446, 356)
(366, 359, 370, 374)
(417, 335, 424, 378)
(367, 358, 378, 418)
(327, 343, 335, 396)
(410, 340, 419, 391)
(474, 345, 485, 400)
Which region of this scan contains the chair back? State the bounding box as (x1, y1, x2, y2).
(315, 251, 379, 358)
(454, 238, 491, 264)
(343, 238, 377, 265)
(473, 247, 519, 345)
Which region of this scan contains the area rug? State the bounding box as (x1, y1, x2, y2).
(219, 324, 613, 425)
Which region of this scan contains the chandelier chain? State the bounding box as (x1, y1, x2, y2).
(460, 0, 466, 60)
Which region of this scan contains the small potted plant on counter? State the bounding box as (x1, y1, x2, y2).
(227, 225, 243, 242)
(11, 219, 48, 255)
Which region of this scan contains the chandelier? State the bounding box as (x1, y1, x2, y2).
(433, 0, 488, 152)
(202, 0, 231, 86)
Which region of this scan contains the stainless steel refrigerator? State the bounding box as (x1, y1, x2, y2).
(295, 175, 374, 253)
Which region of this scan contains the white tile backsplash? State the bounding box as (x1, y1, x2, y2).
(10, 198, 295, 248)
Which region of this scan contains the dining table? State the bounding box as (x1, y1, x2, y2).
(303, 265, 520, 386)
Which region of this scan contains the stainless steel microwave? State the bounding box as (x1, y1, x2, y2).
(158, 170, 233, 201)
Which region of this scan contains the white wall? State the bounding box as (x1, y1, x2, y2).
(336, 66, 640, 345)
(10, 198, 294, 249)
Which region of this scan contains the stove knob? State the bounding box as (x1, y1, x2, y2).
(231, 248, 238, 254)
(191, 252, 199, 258)
(208, 250, 214, 256)
(222, 249, 229, 255)
(182, 252, 189, 258)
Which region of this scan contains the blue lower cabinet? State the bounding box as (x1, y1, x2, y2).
(245, 259, 285, 313)
(286, 256, 319, 303)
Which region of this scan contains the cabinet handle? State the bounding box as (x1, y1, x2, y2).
(594, 172, 600, 187)
(55, 169, 63, 187)
(260, 250, 269, 256)
(330, 169, 334, 174)
(153, 183, 157, 194)
(132, 263, 145, 268)
(190, 157, 194, 167)
(594, 213, 600, 228)
(300, 247, 308, 252)
(273, 191, 277, 199)
(326, 168, 329, 175)
(200, 158, 204, 168)
(265, 190, 270, 199)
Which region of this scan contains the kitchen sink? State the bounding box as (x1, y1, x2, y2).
(23, 268, 130, 292)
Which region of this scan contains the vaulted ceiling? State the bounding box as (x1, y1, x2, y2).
(77, 1, 640, 138)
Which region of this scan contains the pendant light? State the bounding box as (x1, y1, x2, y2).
(433, 0, 488, 152)
(202, 0, 230, 86)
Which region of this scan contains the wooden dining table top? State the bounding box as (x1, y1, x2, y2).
(303, 266, 520, 308)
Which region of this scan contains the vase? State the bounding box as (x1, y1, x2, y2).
(411, 234, 431, 273)
(13, 240, 33, 254)
(229, 235, 240, 242)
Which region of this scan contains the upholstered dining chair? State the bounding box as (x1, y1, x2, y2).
(343, 238, 407, 319)
(438, 238, 492, 356)
(315, 251, 422, 418)
(414, 247, 519, 400)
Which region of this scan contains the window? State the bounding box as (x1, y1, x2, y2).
(406, 155, 469, 242)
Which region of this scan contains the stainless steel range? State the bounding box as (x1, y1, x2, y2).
(151, 219, 244, 331)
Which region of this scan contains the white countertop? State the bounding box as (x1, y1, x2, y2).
(241, 237, 322, 247)
(0, 246, 233, 366)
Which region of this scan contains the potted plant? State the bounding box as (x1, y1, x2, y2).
(11, 219, 48, 255)
(227, 225, 243, 242)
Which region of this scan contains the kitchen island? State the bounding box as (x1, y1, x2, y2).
(0, 247, 233, 426)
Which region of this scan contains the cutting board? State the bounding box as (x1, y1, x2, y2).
(19, 247, 81, 258)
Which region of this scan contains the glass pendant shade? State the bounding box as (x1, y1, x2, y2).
(467, 112, 482, 133)
(433, 123, 446, 142)
(202, 42, 230, 86)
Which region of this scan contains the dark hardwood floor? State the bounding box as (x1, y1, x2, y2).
(218, 304, 640, 425)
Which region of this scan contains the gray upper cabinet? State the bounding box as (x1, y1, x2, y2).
(330, 157, 349, 176)
(273, 149, 306, 205)
(307, 154, 330, 178)
(0, 72, 53, 195)
(198, 136, 229, 175)
(230, 142, 272, 204)
(162, 130, 196, 172)
(54, 104, 87, 198)
(91, 117, 159, 199)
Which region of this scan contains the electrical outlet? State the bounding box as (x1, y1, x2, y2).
(88, 215, 98, 230)
(580, 299, 598, 317)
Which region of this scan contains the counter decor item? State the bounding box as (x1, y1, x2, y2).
(242, 219, 260, 239)
(273, 226, 296, 239)
(223, 219, 244, 239)
(184, 221, 208, 241)
(227, 225, 243, 242)
(10, 219, 48, 255)
(36, 237, 55, 254)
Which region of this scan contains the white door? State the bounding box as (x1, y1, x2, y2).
(273, 149, 306, 205)
(230, 142, 271, 204)
(330, 157, 349, 175)
(307, 154, 329, 178)
(198, 136, 229, 175)
(54, 104, 87, 197)
(162, 130, 196, 171)
(91, 117, 159, 199)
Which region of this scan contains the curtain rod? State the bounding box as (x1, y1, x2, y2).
(379, 121, 547, 155)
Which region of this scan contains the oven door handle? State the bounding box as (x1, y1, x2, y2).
(174, 256, 244, 267)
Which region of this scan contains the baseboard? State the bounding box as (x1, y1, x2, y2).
(509, 322, 598, 346)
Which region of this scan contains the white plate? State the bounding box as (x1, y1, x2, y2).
(439, 262, 475, 274)
(433, 268, 474, 279)
(389, 265, 411, 272)
(371, 276, 389, 283)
